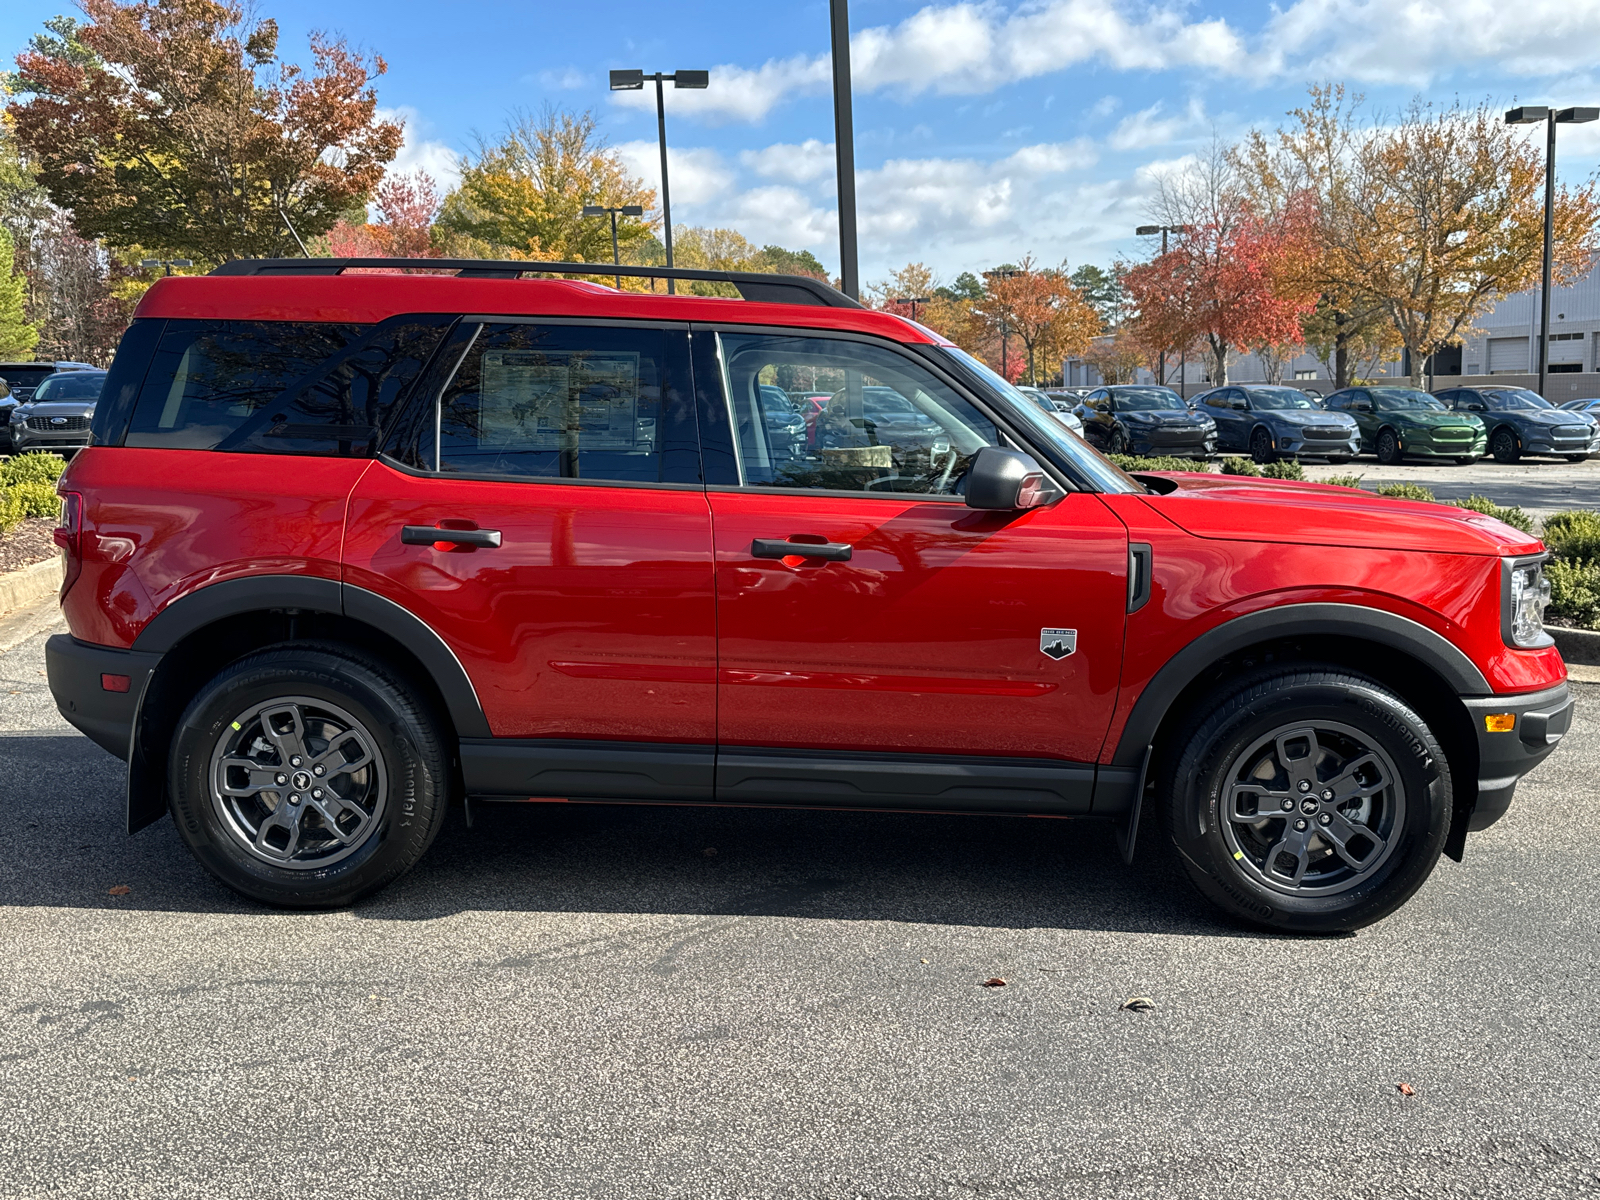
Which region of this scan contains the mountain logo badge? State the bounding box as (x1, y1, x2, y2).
(1039, 628, 1077, 660)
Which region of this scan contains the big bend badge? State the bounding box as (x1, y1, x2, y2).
(1039, 628, 1077, 660)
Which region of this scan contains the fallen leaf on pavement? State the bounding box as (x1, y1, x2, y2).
(1397, 1082, 1415, 1096)
(1121, 996, 1156, 1012)
(982, 977, 1007, 987)
(920, 958, 929, 964)
(107, 885, 131, 896)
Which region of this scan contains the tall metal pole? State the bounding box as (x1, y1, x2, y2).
(609, 210, 621, 290)
(830, 0, 859, 301)
(655, 74, 676, 295)
(1157, 227, 1168, 386)
(1537, 114, 1557, 399)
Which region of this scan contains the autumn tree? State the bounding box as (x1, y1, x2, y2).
(970, 256, 1101, 385)
(1082, 328, 1145, 384)
(323, 169, 443, 260)
(437, 107, 656, 265)
(7, 4, 402, 265)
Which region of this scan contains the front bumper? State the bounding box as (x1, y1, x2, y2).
(1398, 433, 1487, 459)
(1461, 681, 1574, 831)
(1277, 431, 1361, 459)
(1129, 429, 1216, 457)
(44, 634, 161, 760)
(13, 428, 92, 454)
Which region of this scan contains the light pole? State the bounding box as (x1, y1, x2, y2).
(610, 68, 709, 295)
(892, 296, 929, 321)
(1506, 105, 1598, 399)
(984, 268, 1020, 380)
(582, 204, 646, 289)
(830, 0, 860, 301)
(140, 257, 193, 277)
(1136, 224, 1189, 387)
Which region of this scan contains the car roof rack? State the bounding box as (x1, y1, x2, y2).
(209, 258, 862, 309)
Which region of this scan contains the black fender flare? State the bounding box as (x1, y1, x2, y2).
(131, 574, 490, 738)
(1109, 601, 1491, 768)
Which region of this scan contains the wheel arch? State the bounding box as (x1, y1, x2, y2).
(126, 576, 487, 832)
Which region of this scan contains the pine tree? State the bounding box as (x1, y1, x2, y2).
(0, 226, 41, 360)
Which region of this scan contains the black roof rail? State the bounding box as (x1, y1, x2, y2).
(208, 258, 862, 309)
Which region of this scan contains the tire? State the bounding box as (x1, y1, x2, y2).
(1490, 426, 1521, 463)
(1158, 665, 1451, 933)
(1375, 428, 1403, 465)
(1249, 426, 1276, 464)
(1109, 427, 1129, 455)
(168, 643, 452, 908)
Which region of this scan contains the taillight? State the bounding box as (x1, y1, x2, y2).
(54, 490, 83, 598)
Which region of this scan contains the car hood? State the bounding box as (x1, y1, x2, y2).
(1513, 408, 1593, 427)
(1263, 409, 1354, 426)
(1134, 473, 1542, 556)
(1121, 410, 1210, 423)
(16, 400, 97, 418)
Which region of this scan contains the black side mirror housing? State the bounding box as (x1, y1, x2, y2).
(966, 447, 1049, 510)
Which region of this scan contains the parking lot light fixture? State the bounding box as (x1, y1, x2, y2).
(1506, 104, 1597, 399)
(1135, 225, 1190, 385)
(140, 258, 193, 277)
(610, 68, 709, 295)
(892, 296, 930, 321)
(582, 204, 646, 289)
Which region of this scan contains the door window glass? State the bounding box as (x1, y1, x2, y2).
(427, 324, 696, 484)
(718, 332, 998, 496)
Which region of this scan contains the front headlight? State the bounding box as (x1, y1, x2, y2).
(1507, 560, 1552, 648)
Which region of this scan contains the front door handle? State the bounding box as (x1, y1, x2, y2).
(751, 537, 853, 562)
(402, 525, 503, 549)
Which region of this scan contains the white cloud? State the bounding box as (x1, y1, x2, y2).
(740, 139, 836, 184)
(376, 106, 461, 191)
(609, 57, 831, 125)
(538, 67, 588, 90)
(1107, 99, 1207, 152)
(614, 141, 735, 206)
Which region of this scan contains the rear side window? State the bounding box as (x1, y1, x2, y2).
(122, 318, 451, 455)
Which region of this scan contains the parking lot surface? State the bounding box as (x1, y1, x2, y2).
(1, 614, 1597, 1199)
(1302, 455, 1600, 523)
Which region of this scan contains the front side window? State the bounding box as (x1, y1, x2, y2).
(719, 332, 997, 496)
(426, 323, 696, 484)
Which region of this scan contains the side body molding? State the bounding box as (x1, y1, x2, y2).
(1110, 602, 1493, 768)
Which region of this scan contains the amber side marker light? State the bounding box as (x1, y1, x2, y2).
(1484, 714, 1516, 733)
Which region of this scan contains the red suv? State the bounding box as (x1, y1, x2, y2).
(46, 258, 1573, 932)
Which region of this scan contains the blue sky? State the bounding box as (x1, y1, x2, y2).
(6, 0, 1600, 286)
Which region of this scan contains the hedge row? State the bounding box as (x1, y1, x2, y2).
(0, 453, 66, 536)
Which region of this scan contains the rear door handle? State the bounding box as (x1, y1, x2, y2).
(402, 525, 503, 549)
(751, 538, 853, 562)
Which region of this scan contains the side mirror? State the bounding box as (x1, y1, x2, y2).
(966, 447, 1049, 510)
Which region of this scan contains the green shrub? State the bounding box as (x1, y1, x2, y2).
(1543, 510, 1600, 564)
(9, 480, 60, 519)
(1374, 482, 1436, 502)
(1261, 459, 1305, 481)
(0, 487, 24, 536)
(1446, 494, 1534, 534)
(0, 452, 66, 488)
(1220, 457, 1262, 476)
(1548, 558, 1600, 628)
(1320, 474, 1365, 489)
(1107, 454, 1212, 473)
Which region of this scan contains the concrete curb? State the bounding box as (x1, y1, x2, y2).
(0, 553, 63, 620)
(1548, 624, 1600, 667)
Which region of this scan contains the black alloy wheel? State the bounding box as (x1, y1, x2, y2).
(1490, 426, 1521, 464)
(1375, 428, 1404, 465)
(1109, 426, 1129, 454)
(169, 643, 452, 907)
(1158, 665, 1450, 933)
(1249, 426, 1277, 464)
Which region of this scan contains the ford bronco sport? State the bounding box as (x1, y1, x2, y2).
(45, 258, 1573, 932)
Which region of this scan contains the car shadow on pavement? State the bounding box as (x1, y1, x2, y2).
(0, 733, 1259, 938)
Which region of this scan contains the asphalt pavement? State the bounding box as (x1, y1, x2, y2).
(1, 611, 1598, 1199)
(1302, 455, 1600, 523)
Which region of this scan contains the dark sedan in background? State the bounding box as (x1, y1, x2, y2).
(1191, 384, 1361, 462)
(1075, 385, 1216, 458)
(1436, 385, 1597, 463)
(8, 369, 107, 456)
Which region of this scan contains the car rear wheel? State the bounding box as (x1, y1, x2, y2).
(1109, 427, 1129, 454)
(168, 643, 451, 908)
(1158, 665, 1450, 933)
(1375, 428, 1404, 465)
(1249, 427, 1276, 464)
(1490, 427, 1521, 463)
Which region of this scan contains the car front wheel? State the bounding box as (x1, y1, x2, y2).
(168, 643, 452, 908)
(1249, 427, 1276, 464)
(1490, 427, 1521, 463)
(1375, 428, 1404, 465)
(1158, 666, 1451, 933)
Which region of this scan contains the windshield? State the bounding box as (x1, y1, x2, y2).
(1372, 389, 1446, 412)
(1112, 387, 1186, 412)
(935, 347, 1140, 493)
(31, 373, 105, 402)
(1481, 388, 1554, 411)
(1248, 386, 1319, 410)
(0, 367, 54, 391)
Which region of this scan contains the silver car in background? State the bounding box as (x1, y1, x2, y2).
(1018, 386, 1086, 438)
(9, 369, 107, 457)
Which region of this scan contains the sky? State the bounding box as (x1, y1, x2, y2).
(6, 0, 1600, 288)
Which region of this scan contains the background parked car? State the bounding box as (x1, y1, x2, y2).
(814, 384, 945, 451)
(8, 369, 107, 457)
(1436, 385, 1596, 463)
(0, 361, 98, 452)
(1074, 385, 1216, 458)
(757, 384, 808, 460)
(1323, 386, 1486, 464)
(1192, 384, 1360, 463)
(1558, 397, 1600, 414)
(1017, 386, 1086, 438)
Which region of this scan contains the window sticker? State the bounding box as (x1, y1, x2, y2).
(479, 350, 641, 451)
